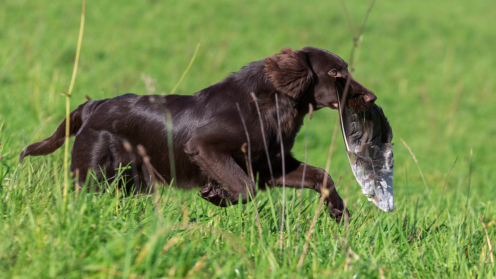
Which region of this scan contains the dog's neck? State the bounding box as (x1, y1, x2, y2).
(196, 59, 310, 145)
(238, 61, 309, 143)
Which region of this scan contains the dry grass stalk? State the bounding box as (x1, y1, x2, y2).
(478, 214, 494, 265)
(236, 103, 263, 239)
(297, 188, 329, 271)
(136, 144, 164, 219)
(250, 92, 275, 186)
(185, 253, 208, 278)
(297, 119, 340, 271)
(161, 236, 181, 254)
(122, 141, 141, 193)
(434, 157, 458, 229)
(296, 103, 313, 250)
(401, 138, 431, 197)
(274, 94, 286, 259)
(379, 267, 385, 279)
(134, 228, 165, 265)
(236, 103, 255, 184)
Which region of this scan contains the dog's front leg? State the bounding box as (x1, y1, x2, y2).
(185, 138, 255, 207)
(267, 156, 349, 223)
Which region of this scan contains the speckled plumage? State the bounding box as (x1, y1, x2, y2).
(338, 94, 395, 212)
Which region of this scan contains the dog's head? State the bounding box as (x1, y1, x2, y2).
(264, 46, 376, 111)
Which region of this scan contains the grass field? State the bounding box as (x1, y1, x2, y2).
(1, 0, 495, 278)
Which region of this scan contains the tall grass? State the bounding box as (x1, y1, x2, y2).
(0, 159, 494, 278)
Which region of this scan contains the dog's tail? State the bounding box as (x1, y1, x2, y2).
(20, 102, 90, 163)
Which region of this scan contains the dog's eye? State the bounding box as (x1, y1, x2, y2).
(329, 69, 338, 76)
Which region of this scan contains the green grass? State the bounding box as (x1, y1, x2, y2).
(1, 0, 495, 277)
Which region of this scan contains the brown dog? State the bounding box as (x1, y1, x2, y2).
(20, 47, 377, 223)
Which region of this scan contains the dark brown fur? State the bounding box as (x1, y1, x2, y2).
(20, 47, 377, 223)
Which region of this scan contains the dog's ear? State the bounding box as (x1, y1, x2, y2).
(264, 47, 314, 99)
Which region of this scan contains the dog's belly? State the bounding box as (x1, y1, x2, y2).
(71, 93, 214, 190)
(152, 151, 209, 190)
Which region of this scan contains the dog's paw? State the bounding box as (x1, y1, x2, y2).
(328, 204, 351, 224)
(199, 183, 233, 207)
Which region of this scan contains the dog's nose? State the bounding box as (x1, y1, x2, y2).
(363, 93, 377, 103)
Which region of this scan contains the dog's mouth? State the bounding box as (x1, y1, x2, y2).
(333, 81, 373, 112)
(332, 96, 372, 112)
(329, 92, 374, 112)
(348, 94, 373, 112)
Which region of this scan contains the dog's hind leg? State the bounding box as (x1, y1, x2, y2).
(71, 129, 137, 192)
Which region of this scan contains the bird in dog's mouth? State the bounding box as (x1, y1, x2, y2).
(336, 84, 395, 212)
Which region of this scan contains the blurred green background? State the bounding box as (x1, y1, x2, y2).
(0, 0, 495, 277)
(1, 0, 495, 201)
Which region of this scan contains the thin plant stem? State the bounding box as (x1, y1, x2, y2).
(357, 0, 376, 37)
(236, 103, 263, 239)
(275, 94, 285, 259)
(322, 118, 340, 197)
(250, 92, 275, 186)
(296, 104, 313, 249)
(122, 141, 141, 194)
(165, 109, 177, 186)
(463, 149, 473, 224)
(63, 0, 85, 213)
(479, 214, 494, 265)
(164, 43, 200, 189)
(340, 0, 376, 70)
(340, 0, 356, 39)
(433, 157, 458, 229)
(236, 103, 255, 184)
(136, 145, 163, 223)
(400, 138, 431, 200)
(297, 118, 339, 271)
(170, 42, 201, 95)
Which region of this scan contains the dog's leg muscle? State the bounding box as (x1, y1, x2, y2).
(185, 139, 255, 207)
